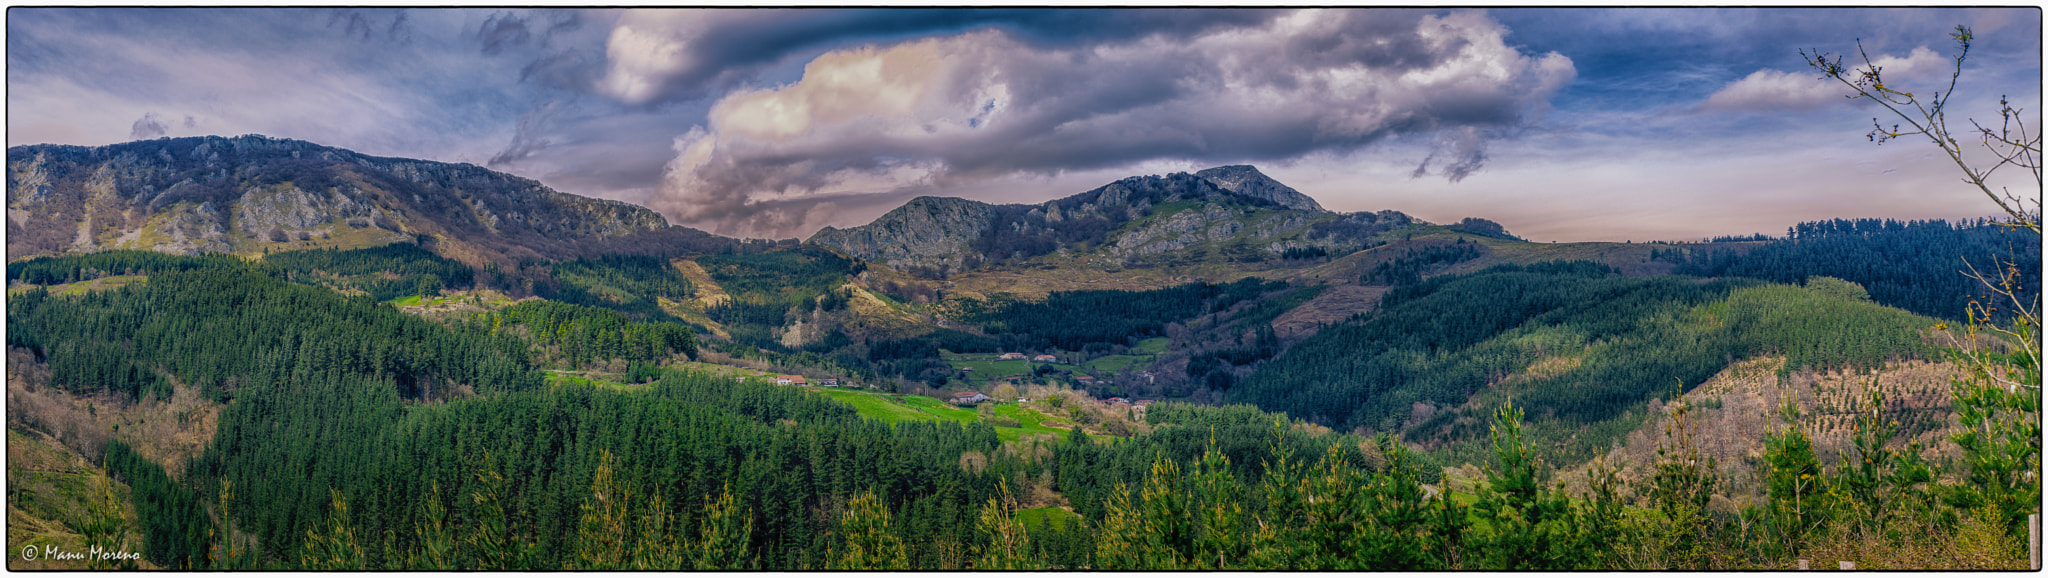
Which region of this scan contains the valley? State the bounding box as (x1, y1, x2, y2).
(4, 136, 2038, 570)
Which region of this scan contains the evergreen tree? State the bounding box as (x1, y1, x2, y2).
(831, 491, 909, 570)
(574, 451, 632, 570)
(972, 487, 1036, 570)
(692, 483, 754, 570)
(300, 489, 365, 571)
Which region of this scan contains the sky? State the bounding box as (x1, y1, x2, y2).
(7, 7, 2041, 242)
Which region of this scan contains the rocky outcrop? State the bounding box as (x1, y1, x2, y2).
(1195, 165, 1326, 212)
(5, 135, 671, 261)
(807, 196, 994, 270)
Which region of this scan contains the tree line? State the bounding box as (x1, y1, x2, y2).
(1660, 217, 2040, 321)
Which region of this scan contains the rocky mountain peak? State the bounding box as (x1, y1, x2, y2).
(1195, 165, 1326, 212)
(808, 164, 1372, 272)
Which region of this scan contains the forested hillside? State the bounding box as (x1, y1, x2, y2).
(6, 228, 2035, 571)
(266, 242, 475, 302)
(3, 161, 2036, 571)
(1660, 218, 2040, 321)
(1231, 261, 1942, 460)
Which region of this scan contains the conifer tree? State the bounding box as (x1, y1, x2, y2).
(692, 483, 753, 570)
(631, 490, 685, 570)
(973, 486, 1035, 570)
(1473, 401, 1585, 569)
(574, 450, 632, 570)
(1094, 482, 1149, 569)
(408, 483, 455, 570)
(1649, 399, 1718, 569)
(465, 462, 535, 571)
(1188, 439, 1246, 569)
(300, 489, 365, 570)
(831, 491, 908, 570)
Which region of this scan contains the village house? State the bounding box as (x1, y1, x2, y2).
(998, 352, 1025, 360)
(951, 391, 992, 406)
(774, 375, 806, 386)
(1075, 376, 1095, 384)
(1137, 371, 1156, 383)
(819, 377, 839, 387)
(1032, 354, 1057, 363)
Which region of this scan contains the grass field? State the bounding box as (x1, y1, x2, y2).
(1083, 354, 1145, 373)
(1132, 337, 1170, 354)
(1016, 506, 1083, 533)
(816, 389, 938, 424)
(813, 388, 1082, 442)
(543, 370, 649, 392)
(385, 294, 462, 307)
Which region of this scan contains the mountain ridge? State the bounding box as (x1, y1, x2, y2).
(810, 165, 1385, 272)
(5, 135, 701, 264)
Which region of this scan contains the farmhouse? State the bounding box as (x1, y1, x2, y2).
(774, 375, 806, 386)
(998, 352, 1025, 360)
(951, 391, 992, 406)
(1033, 354, 1057, 363)
(820, 377, 839, 387)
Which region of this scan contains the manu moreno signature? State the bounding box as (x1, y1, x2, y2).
(20, 544, 143, 563)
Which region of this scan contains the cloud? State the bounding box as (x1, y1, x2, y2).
(595, 8, 1291, 106)
(129, 112, 167, 139)
(1698, 46, 1946, 112)
(487, 99, 566, 167)
(477, 12, 533, 56)
(1698, 69, 1845, 112)
(648, 9, 1576, 238)
(1413, 126, 1489, 182)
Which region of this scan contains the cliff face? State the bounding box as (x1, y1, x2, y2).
(807, 165, 1383, 272)
(807, 196, 994, 271)
(6, 135, 669, 261)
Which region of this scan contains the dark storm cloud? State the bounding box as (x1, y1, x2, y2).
(598, 8, 1290, 106)
(19, 8, 2025, 244)
(653, 9, 1577, 238)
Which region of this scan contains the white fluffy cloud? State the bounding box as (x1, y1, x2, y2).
(1699, 46, 1945, 112)
(642, 9, 1577, 238)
